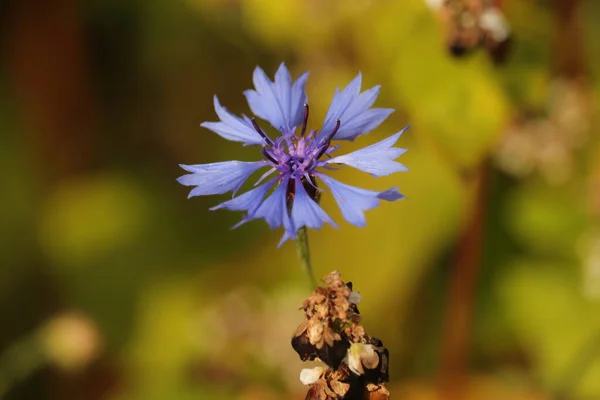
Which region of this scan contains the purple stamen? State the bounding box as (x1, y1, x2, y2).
(326, 120, 342, 142)
(261, 147, 278, 164)
(254, 167, 276, 186)
(315, 119, 341, 160)
(303, 172, 322, 193)
(252, 118, 274, 146)
(283, 132, 296, 149)
(300, 103, 309, 137)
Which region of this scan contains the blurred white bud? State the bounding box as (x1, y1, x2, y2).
(299, 366, 324, 385)
(39, 312, 101, 371)
(494, 126, 537, 178)
(480, 7, 510, 42)
(425, 0, 445, 11)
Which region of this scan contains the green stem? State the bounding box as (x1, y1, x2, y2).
(296, 227, 317, 288)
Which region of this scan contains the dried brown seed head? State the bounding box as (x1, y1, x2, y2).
(294, 271, 390, 399)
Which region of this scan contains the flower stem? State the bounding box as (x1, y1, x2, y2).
(296, 227, 317, 288)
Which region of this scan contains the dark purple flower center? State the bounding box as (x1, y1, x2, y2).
(251, 104, 340, 205)
(251, 104, 341, 180)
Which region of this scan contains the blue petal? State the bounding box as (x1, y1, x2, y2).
(326, 127, 409, 177)
(336, 108, 394, 141)
(244, 63, 308, 134)
(177, 161, 265, 197)
(290, 177, 338, 231)
(210, 178, 276, 212)
(325, 74, 363, 123)
(200, 96, 264, 145)
(253, 178, 294, 234)
(277, 192, 297, 247)
(317, 174, 404, 227)
(376, 187, 405, 202)
(290, 71, 310, 128)
(320, 73, 394, 141)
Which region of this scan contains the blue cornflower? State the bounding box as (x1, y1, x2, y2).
(178, 63, 408, 245)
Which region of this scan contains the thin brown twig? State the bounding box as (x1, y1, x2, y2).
(436, 163, 489, 400)
(553, 0, 585, 78)
(552, 0, 595, 397)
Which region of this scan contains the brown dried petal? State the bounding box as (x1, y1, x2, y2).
(361, 346, 380, 370)
(329, 379, 350, 397)
(369, 392, 389, 400)
(366, 384, 390, 400)
(309, 322, 325, 347)
(305, 382, 329, 400)
(322, 326, 341, 348)
(350, 325, 365, 340)
(292, 322, 318, 362)
(323, 270, 342, 285)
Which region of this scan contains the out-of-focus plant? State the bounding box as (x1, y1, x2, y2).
(0, 312, 101, 398)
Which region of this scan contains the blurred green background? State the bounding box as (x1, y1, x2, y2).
(1, 0, 600, 399)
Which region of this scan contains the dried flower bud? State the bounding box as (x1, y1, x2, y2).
(345, 343, 380, 376)
(479, 7, 512, 64)
(428, 0, 513, 63)
(348, 291, 362, 305)
(441, 0, 482, 57)
(363, 336, 390, 385)
(308, 322, 325, 346)
(345, 343, 366, 375)
(360, 346, 379, 370)
(294, 271, 390, 399)
(300, 367, 325, 385)
(479, 7, 510, 42)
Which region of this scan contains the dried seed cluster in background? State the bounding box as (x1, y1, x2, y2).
(494, 78, 594, 185)
(292, 271, 389, 400)
(426, 0, 512, 64)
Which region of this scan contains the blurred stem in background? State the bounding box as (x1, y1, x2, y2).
(552, 0, 598, 397)
(553, 0, 585, 78)
(437, 162, 488, 400)
(296, 227, 317, 288)
(2, 0, 100, 398)
(436, 0, 590, 397)
(0, 335, 45, 399)
(4, 0, 98, 186)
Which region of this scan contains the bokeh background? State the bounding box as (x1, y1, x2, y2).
(1, 0, 600, 399)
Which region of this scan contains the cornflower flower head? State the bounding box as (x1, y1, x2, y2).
(177, 63, 409, 246)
